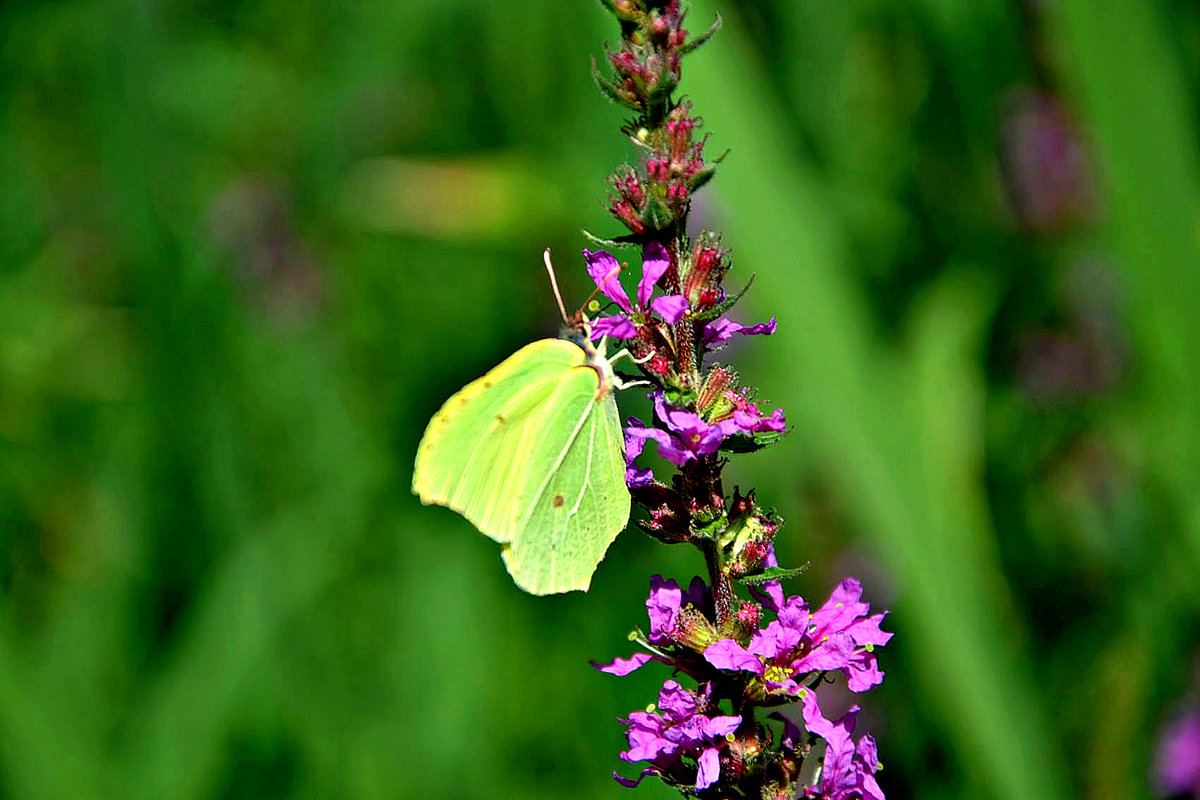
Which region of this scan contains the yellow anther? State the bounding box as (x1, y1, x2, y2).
(763, 665, 789, 683)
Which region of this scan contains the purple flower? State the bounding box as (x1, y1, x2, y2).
(702, 315, 777, 346)
(796, 579, 892, 692)
(625, 391, 735, 467)
(1154, 704, 1200, 798)
(584, 242, 690, 341)
(702, 578, 891, 696)
(803, 704, 885, 800)
(614, 680, 741, 791)
(592, 575, 700, 676)
(721, 389, 787, 435)
(593, 575, 712, 675)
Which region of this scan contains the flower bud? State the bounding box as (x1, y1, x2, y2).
(735, 601, 761, 632)
(609, 198, 646, 235)
(645, 158, 671, 183)
(683, 235, 729, 308)
(673, 606, 719, 651)
(696, 366, 737, 416)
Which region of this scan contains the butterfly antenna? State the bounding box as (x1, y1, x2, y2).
(543, 248, 571, 326)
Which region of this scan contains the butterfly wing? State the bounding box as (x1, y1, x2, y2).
(502, 369, 628, 594)
(412, 338, 630, 593)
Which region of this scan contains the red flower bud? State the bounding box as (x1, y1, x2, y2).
(736, 601, 761, 631)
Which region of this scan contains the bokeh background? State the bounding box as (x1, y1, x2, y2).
(4, 0, 1200, 797)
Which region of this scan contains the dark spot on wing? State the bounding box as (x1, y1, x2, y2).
(483, 380, 494, 388)
(496, 414, 505, 424)
(553, 494, 564, 508)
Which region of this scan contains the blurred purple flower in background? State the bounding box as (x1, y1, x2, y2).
(1154, 703, 1200, 798)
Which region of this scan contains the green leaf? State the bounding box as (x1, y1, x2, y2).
(692, 275, 755, 322)
(719, 430, 787, 454)
(581, 228, 644, 250)
(679, 13, 723, 56)
(738, 565, 806, 586)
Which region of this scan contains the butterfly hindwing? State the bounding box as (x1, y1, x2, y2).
(502, 368, 628, 594)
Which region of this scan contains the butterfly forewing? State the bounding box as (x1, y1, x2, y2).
(412, 340, 586, 543)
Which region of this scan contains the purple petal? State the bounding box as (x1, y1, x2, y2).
(584, 249, 631, 311)
(777, 596, 810, 633)
(749, 621, 802, 660)
(591, 314, 638, 341)
(759, 408, 787, 431)
(848, 612, 894, 649)
(652, 392, 701, 436)
(845, 653, 886, 692)
(799, 629, 856, 666)
(702, 316, 777, 346)
(638, 242, 671, 308)
(624, 420, 648, 458)
(703, 639, 764, 673)
(653, 437, 695, 466)
(624, 729, 675, 761)
(695, 747, 721, 790)
(701, 714, 742, 739)
(591, 652, 655, 676)
(626, 465, 654, 488)
(646, 576, 683, 645)
(650, 392, 729, 457)
(814, 707, 862, 793)
(799, 689, 835, 740)
(740, 317, 777, 336)
(862, 771, 887, 800)
(856, 734, 880, 772)
(656, 680, 696, 719)
(702, 318, 739, 345)
(626, 424, 692, 466)
(623, 421, 656, 488)
(650, 294, 690, 324)
(682, 576, 710, 612)
(808, 578, 878, 642)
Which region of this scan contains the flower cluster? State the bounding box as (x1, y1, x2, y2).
(606, 103, 715, 235)
(584, 2, 891, 797)
(594, 572, 890, 796)
(611, 680, 741, 791)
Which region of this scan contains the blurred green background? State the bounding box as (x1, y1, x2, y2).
(3, 0, 1200, 798)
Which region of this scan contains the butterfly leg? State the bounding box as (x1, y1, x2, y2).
(608, 347, 653, 391)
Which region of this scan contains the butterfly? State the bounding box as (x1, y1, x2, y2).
(412, 250, 643, 594)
